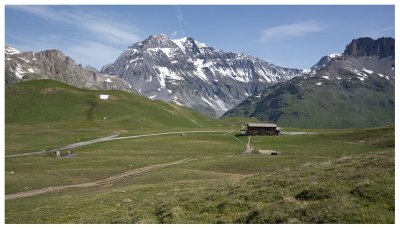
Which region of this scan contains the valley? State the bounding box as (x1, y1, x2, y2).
(4, 80, 394, 223)
(4, 13, 395, 223)
(5, 124, 394, 223)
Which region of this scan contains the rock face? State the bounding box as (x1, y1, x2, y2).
(343, 37, 394, 58)
(5, 46, 136, 93)
(101, 34, 303, 117)
(223, 37, 395, 128)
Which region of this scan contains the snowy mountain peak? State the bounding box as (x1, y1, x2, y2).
(150, 33, 168, 40)
(101, 34, 303, 118)
(311, 53, 342, 70)
(186, 37, 207, 48)
(328, 53, 341, 58)
(140, 34, 174, 48)
(5, 46, 22, 55)
(172, 36, 208, 49)
(172, 37, 188, 43)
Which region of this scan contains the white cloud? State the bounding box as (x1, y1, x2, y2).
(8, 35, 123, 69)
(175, 6, 185, 36)
(259, 21, 325, 43)
(8, 5, 142, 45)
(7, 5, 70, 23)
(6, 5, 145, 69)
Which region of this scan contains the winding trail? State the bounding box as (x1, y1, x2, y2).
(5, 134, 120, 158)
(5, 158, 196, 200)
(243, 137, 254, 154)
(5, 130, 236, 200)
(5, 130, 229, 158)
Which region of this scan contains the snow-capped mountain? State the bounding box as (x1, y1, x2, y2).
(223, 37, 394, 128)
(5, 46, 22, 55)
(101, 34, 303, 117)
(5, 46, 136, 93)
(311, 53, 342, 70)
(307, 38, 394, 81)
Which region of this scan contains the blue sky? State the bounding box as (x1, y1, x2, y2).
(5, 5, 394, 70)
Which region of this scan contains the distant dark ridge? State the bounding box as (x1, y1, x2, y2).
(344, 37, 394, 58)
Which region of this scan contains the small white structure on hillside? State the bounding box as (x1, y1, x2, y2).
(99, 94, 109, 100)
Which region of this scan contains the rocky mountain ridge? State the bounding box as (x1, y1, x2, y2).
(222, 37, 395, 128)
(343, 37, 394, 58)
(101, 34, 304, 117)
(5, 46, 136, 93)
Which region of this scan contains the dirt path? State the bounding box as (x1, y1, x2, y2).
(282, 131, 318, 135)
(242, 136, 254, 154)
(6, 130, 230, 158)
(5, 134, 120, 158)
(5, 158, 196, 200)
(109, 130, 228, 141)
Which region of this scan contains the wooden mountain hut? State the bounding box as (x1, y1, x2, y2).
(246, 123, 281, 136)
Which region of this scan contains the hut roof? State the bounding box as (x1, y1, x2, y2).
(247, 123, 277, 128)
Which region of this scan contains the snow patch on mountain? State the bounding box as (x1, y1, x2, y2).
(193, 59, 209, 82)
(15, 65, 28, 79)
(5, 46, 21, 55)
(171, 37, 187, 53)
(377, 73, 390, 80)
(311, 53, 342, 70)
(155, 66, 184, 86)
(354, 69, 368, 77)
(148, 47, 178, 58)
(18, 57, 30, 63)
(213, 96, 229, 112)
(328, 53, 341, 58)
(362, 68, 373, 74)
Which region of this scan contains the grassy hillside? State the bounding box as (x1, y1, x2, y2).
(223, 75, 394, 129)
(6, 79, 221, 127)
(5, 80, 228, 155)
(5, 79, 394, 223)
(5, 126, 394, 223)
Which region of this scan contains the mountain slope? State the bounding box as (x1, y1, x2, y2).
(222, 37, 395, 128)
(310, 53, 342, 70)
(101, 34, 303, 117)
(5, 79, 221, 129)
(6, 79, 261, 156)
(5, 46, 136, 93)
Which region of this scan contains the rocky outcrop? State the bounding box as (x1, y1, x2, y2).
(5, 46, 136, 93)
(343, 37, 394, 58)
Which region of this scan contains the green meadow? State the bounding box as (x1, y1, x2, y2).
(5, 80, 394, 223)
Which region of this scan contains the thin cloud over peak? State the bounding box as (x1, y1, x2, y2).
(8, 5, 143, 45)
(6, 5, 394, 70)
(175, 6, 185, 37)
(259, 21, 325, 43)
